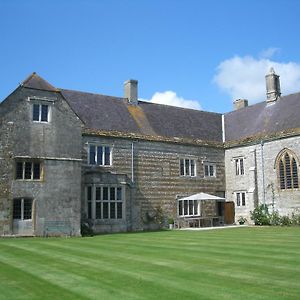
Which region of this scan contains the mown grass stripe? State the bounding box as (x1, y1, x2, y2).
(0, 227, 299, 299)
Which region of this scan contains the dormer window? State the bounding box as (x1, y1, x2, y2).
(29, 97, 54, 123)
(33, 103, 49, 122)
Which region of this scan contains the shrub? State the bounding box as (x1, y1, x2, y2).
(250, 204, 270, 225)
(280, 215, 292, 226)
(270, 211, 281, 226)
(291, 211, 300, 226)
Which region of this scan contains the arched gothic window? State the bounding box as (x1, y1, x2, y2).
(277, 150, 299, 190)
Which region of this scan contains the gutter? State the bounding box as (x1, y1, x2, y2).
(260, 140, 266, 206)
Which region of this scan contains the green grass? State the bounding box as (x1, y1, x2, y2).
(0, 227, 300, 300)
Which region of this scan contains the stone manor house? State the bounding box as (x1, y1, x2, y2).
(1, 69, 300, 236)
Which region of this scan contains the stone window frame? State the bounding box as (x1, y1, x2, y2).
(15, 159, 43, 181)
(13, 198, 33, 220)
(86, 185, 124, 220)
(234, 157, 245, 176)
(235, 191, 246, 207)
(29, 97, 54, 124)
(275, 148, 299, 190)
(88, 144, 113, 166)
(179, 158, 197, 177)
(203, 162, 216, 178)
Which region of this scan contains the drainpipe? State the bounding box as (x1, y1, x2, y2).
(260, 140, 266, 206)
(222, 114, 225, 143)
(131, 142, 134, 184)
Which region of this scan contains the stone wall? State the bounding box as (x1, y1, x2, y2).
(225, 135, 300, 223)
(82, 135, 225, 232)
(0, 87, 83, 236)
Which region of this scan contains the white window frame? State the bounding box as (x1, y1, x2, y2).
(178, 199, 200, 217)
(235, 191, 246, 207)
(88, 144, 112, 166)
(179, 158, 196, 177)
(86, 185, 124, 220)
(29, 97, 54, 123)
(204, 163, 216, 177)
(235, 157, 245, 176)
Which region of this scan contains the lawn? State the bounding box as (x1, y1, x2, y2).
(0, 227, 300, 300)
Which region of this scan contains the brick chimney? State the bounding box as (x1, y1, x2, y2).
(233, 99, 248, 110)
(124, 79, 138, 105)
(266, 67, 281, 103)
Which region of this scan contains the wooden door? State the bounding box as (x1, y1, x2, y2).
(224, 201, 235, 224)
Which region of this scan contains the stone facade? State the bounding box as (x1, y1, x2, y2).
(1, 70, 300, 235)
(0, 86, 82, 236)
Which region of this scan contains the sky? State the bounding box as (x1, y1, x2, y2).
(1, 0, 300, 113)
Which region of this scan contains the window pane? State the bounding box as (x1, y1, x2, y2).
(204, 165, 209, 177)
(87, 186, 92, 201)
(110, 202, 116, 219)
(110, 187, 115, 200)
(184, 200, 188, 215)
(104, 146, 111, 165)
(103, 203, 109, 219)
(292, 158, 299, 188)
(285, 154, 292, 189)
(24, 162, 32, 179)
(279, 160, 285, 189)
(89, 145, 96, 165)
(189, 200, 193, 215)
(117, 187, 122, 200)
(236, 193, 240, 206)
(235, 159, 239, 175)
(194, 200, 198, 215)
(33, 163, 40, 179)
(179, 201, 183, 216)
(242, 193, 246, 206)
(13, 199, 22, 219)
(209, 165, 214, 176)
(96, 187, 101, 200)
(240, 159, 244, 175)
(16, 162, 23, 179)
(191, 160, 195, 176)
(180, 159, 184, 176)
(103, 187, 108, 200)
(33, 104, 40, 121)
(117, 203, 122, 219)
(97, 146, 103, 165)
(41, 105, 48, 122)
(87, 201, 92, 219)
(23, 199, 32, 220)
(185, 159, 190, 176)
(96, 202, 101, 219)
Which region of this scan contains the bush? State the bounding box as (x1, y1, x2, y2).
(280, 215, 292, 226)
(270, 211, 281, 226)
(291, 212, 300, 226)
(250, 204, 270, 225)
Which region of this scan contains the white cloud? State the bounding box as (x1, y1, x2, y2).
(259, 47, 280, 59)
(214, 54, 300, 104)
(145, 91, 202, 110)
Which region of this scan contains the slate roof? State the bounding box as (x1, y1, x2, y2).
(61, 89, 223, 142)
(22, 72, 57, 92)
(224, 92, 300, 142)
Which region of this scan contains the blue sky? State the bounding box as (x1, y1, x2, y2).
(1, 0, 300, 113)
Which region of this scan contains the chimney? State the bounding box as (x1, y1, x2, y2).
(233, 99, 248, 110)
(266, 67, 281, 103)
(124, 79, 138, 105)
